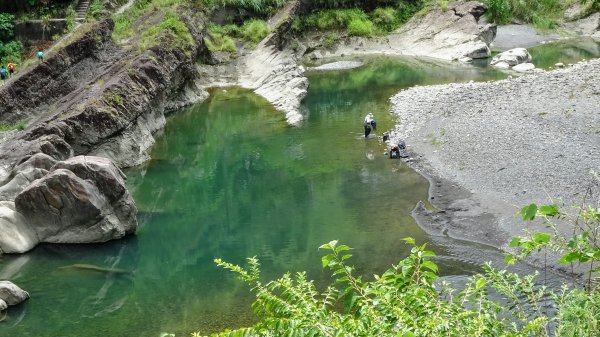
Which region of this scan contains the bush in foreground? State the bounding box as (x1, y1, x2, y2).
(199, 193, 600, 336)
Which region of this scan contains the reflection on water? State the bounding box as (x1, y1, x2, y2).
(1, 41, 597, 337)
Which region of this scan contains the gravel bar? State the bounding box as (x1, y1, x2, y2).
(390, 58, 600, 249)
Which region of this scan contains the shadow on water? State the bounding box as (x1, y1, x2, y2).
(1, 40, 598, 336)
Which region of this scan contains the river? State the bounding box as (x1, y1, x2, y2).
(1, 39, 599, 337)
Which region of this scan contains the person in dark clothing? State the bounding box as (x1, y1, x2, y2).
(389, 144, 400, 158)
(0, 66, 7, 83)
(364, 123, 372, 138)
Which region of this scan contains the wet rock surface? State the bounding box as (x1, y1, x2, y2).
(390, 59, 600, 248)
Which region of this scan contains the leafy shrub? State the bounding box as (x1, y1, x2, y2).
(0, 12, 15, 42)
(304, 8, 370, 31)
(0, 40, 23, 64)
(88, 0, 106, 20)
(485, 0, 512, 24)
(371, 7, 398, 32)
(201, 0, 287, 16)
(240, 19, 269, 45)
(347, 17, 373, 36)
(483, 0, 564, 28)
(202, 238, 591, 337)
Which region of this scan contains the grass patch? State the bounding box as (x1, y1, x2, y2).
(199, 0, 287, 16)
(112, 0, 183, 42)
(240, 19, 270, 45)
(138, 12, 195, 55)
(0, 121, 25, 132)
(483, 0, 564, 29)
(204, 34, 237, 53)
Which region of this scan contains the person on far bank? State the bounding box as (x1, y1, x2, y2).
(7, 62, 15, 77)
(0, 66, 7, 84)
(37, 51, 44, 63)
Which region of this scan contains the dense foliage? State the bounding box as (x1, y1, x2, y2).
(0, 12, 22, 64)
(483, 0, 564, 29)
(201, 187, 600, 336)
(199, 0, 288, 15)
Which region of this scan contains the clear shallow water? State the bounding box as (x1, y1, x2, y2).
(0, 42, 597, 337)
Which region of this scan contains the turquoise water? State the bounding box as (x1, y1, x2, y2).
(0, 43, 596, 337)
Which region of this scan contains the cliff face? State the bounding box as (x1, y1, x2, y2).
(0, 7, 208, 255)
(0, 10, 207, 177)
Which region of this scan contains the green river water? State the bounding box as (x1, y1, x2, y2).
(1, 39, 599, 337)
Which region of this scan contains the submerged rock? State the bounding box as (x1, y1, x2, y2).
(0, 281, 29, 307)
(312, 61, 364, 71)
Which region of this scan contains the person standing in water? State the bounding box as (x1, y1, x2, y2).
(364, 113, 374, 138)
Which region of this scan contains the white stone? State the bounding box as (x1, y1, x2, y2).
(512, 63, 536, 72)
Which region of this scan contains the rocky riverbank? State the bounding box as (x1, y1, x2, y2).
(299, 1, 496, 62)
(389, 58, 600, 250)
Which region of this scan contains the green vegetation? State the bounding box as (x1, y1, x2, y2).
(0, 120, 25, 131)
(199, 0, 287, 16)
(482, 0, 564, 30)
(202, 193, 600, 336)
(239, 19, 269, 45)
(0, 12, 22, 64)
(204, 32, 237, 53)
(204, 19, 270, 52)
(138, 11, 195, 54)
(112, 0, 183, 42)
(298, 2, 422, 37)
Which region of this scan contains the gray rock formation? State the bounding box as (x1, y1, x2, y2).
(491, 48, 532, 69)
(563, 12, 600, 37)
(300, 1, 496, 61)
(14, 156, 137, 244)
(0, 201, 39, 254)
(512, 63, 536, 72)
(238, 0, 308, 126)
(0, 281, 29, 307)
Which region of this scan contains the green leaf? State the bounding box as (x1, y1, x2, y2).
(559, 252, 581, 264)
(538, 204, 560, 216)
(422, 260, 438, 273)
(509, 237, 522, 247)
(401, 237, 416, 245)
(504, 254, 516, 265)
(475, 278, 487, 290)
(321, 253, 334, 268)
(532, 233, 551, 244)
(401, 331, 416, 337)
(319, 240, 338, 250)
(335, 244, 352, 253)
(521, 203, 538, 221)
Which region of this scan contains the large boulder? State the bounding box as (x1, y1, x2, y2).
(491, 48, 532, 67)
(392, 1, 497, 60)
(14, 156, 137, 244)
(0, 281, 29, 306)
(0, 153, 57, 201)
(0, 201, 39, 254)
